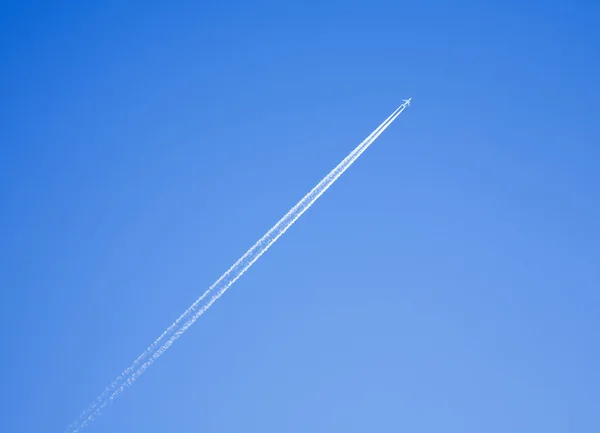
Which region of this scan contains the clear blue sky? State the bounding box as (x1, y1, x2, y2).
(1, 1, 599, 432)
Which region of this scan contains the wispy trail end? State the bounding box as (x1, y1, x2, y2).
(66, 99, 411, 432)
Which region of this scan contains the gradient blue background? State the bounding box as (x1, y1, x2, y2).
(1, 1, 599, 432)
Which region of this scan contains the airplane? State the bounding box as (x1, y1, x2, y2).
(403, 98, 412, 106)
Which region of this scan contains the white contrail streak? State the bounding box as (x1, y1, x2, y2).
(66, 100, 410, 432)
(65, 102, 406, 433)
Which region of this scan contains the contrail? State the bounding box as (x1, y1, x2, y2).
(65, 102, 407, 432)
(66, 99, 411, 432)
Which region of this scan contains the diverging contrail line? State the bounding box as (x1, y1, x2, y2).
(65, 102, 406, 433)
(66, 100, 410, 432)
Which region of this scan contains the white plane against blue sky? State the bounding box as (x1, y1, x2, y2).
(403, 98, 411, 106)
(2, 3, 599, 433)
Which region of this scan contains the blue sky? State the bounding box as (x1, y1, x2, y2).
(1, 1, 599, 432)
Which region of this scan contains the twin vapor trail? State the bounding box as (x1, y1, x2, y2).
(66, 99, 411, 432)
